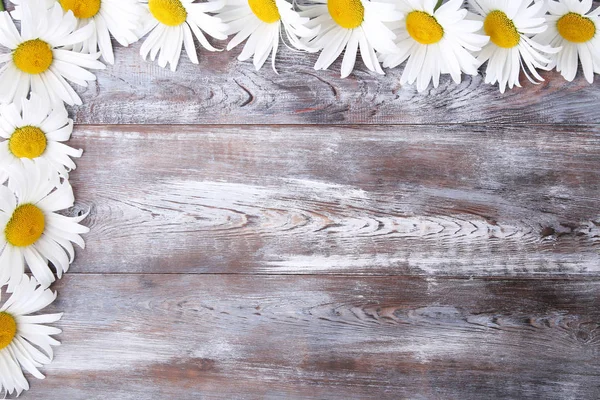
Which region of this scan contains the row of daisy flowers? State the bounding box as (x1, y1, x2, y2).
(0, 0, 93, 395)
(0, 0, 598, 98)
(0, 0, 597, 396)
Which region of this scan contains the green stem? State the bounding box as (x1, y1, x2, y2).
(434, 0, 443, 11)
(0, 0, 5, 12)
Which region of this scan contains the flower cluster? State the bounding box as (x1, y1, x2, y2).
(0, 0, 598, 395)
(0, 0, 93, 395)
(0, 0, 596, 94)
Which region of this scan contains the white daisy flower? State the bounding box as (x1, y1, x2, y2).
(138, 0, 228, 71)
(11, 0, 146, 65)
(0, 275, 62, 397)
(0, 159, 89, 291)
(380, 0, 489, 92)
(0, 94, 81, 179)
(0, 0, 105, 106)
(469, 0, 561, 93)
(63, 0, 145, 65)
(301, 0, 403, 78)
(535, 0, 600, 83)
(218, 0, 319, 72)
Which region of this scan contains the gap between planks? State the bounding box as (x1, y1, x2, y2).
(69, 123, 600, 127)
(57, 272, 600, 281)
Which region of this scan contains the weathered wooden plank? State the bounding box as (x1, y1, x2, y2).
(70, 40, 600, 125)
(65, 124, 600, 276)
(13, 275, 600, 400)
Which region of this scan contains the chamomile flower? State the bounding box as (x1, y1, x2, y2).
(301, 0, 403, 78)
(469, 0, 560, 93)
(380, 0, 489, 92)
(138, 0, 228, 71)
(0, 94, 82, 178)
(535, 0, 600, 83)
(0, 0, 105, 106)
(0, 160, 89, 291)
(0, 275, 62, 397)
(10, 0, 144, 64)
(218, 0, 318, 71)
(63, 0, 145, 64)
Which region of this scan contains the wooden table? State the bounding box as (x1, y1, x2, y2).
(17, 42, 600, 399)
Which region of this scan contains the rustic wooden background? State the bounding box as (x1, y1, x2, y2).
(11, 29, 600, 399)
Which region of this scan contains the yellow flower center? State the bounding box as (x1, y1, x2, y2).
(148, 0, 188, 26)
(327, 0, 364, 29)
(0, 312, 17, 351)
(405, 11, 444, 45)
(248, 0, 280, 23)
(484, 10, 520, 48)
(9, 126, 47, 159)
(12, 39, 53, 75)
(5, 204, 45, 247)
(557, 12, 596, 43)
(59, 0, 102, 19)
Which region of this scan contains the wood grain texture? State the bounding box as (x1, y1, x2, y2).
(69, 40, 600, 125)
(64, 124, 600, 276)
(4, 10, 600, 397)
(12, 274, 600, 400)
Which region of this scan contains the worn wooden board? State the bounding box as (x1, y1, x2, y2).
(62, 124, 600, 276)
(3, 7, 600, 398)
(14, 274, 600, 400)
(69, 41, 600, 125)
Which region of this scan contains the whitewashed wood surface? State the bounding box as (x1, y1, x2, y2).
(64, 124, 600, 276)
(69, 41, 600, 125)
(19, 275, 600, 399)
(10, 35, 600, 399)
